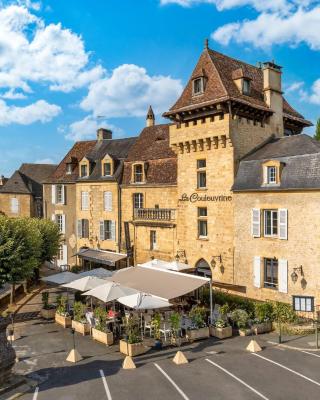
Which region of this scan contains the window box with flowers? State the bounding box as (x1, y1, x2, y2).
(210, 319, 232, 339)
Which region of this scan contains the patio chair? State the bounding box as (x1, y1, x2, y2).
(144, 314, 153, 337)
(159, 321, 172, 342)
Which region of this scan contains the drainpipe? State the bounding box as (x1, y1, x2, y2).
(118, 184, 122, 254)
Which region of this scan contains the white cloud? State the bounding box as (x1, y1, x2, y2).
(0, 89, 27, 99)
(81, 64, 183, 118)
(0, 99, 61, 125)
(34, 157, 55, 164)
(64, 115, 124, 141)
(0, 4, 103, 94)
(309, 79, 320, 104)
(285, 81, 304, 94)
(212, 6, 320, 49)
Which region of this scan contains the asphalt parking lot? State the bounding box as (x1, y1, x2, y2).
(8, 318, 320, 400)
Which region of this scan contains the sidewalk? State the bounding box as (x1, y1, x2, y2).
(260, 331, 320, 351)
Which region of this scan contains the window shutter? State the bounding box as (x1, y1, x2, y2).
(81, 192, 89, 210)
(62, 215, 66, 234)
(62, 244, 68, 265)
(61, 185, 66, 205)
(251, 209, 261, 237)
(99, 221, 105, 241)
(262, 166, 267, 185)
(51, 214, 55, 222)
(77, 219, 82, 238)
(279, 209, 288, 240)
(253, 256, 261, 288)
(104, 191, 112, 211)
(51, 185, 56, 204)
(279, 259, 288, 293)
(111, 221, 116, 241)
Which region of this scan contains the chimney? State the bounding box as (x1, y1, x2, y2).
(146, 105, 155, 127)
(97, 128, 112, 141)
(263, 61, 283, 136)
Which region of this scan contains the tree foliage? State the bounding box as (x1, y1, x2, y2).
(314, 118, 320, 141)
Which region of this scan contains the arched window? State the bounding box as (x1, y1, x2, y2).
(195, 258, 212, 278)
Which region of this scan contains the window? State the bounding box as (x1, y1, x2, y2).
(77, 219, 89, 238)
(56, 215, 63, 233)
(264, 258, 278, 289)
(134, 164, 143, 183)
(103, 162, 111, 176)
(197, 159, 206, 189)
(150, 230, 157, 250)
(58, 245, 64, 261)
(267, 166, 277, 184)
(293, 296, 314, 312)
(133, 193, 144, 209)
(242, 79, 250, 95)
(104, 191, 112, 211)
(10, 198, 19, 214)
(198, 207, 208, 238)
(56, 185, 64, 204)
(66, 163, 73, 175)
(264, 210, 278, 237)
(80, 164, 88, 177)
(101, 220, 112, 240)
(81, 191, 89, 211)
(193, 77, 204, 95)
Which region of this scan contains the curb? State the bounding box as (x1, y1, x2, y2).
(267, 340, 320, 352)
(0, 377, 38, 400)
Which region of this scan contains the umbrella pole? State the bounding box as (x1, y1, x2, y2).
(209, 280, 213, 324)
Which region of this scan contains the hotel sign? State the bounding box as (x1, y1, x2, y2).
(179, 193, 233, 203)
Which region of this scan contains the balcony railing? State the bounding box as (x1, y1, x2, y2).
(134, 208, 176, 222)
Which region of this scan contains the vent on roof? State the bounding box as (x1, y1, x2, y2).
(156, 136, 165, 141)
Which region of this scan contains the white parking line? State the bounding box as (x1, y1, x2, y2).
(252, 353, 320, 387)
(205, 359, 270, 400)
(32, 387, 39, 400)
(301, 350, 320, 358)
(154, 363, 190, 400)
(99, 369, 112, 400)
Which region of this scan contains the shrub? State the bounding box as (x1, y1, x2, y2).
(214, 318, 229, 328)
(94, 306, 107, 332)
(151, 312, 162, 340)
(254, 302, 273, 323)
(231, 309, 250, 329)
(123, 315, 141, 344)
(189, 306, 207, 329)
(170, 312, 181, 339)
(272, 301, 297, 324)
(73, 301, 86, 323)
(70, 265, 82, 273)
(56, 295, 68, 315)
(213, 290, 255, 317)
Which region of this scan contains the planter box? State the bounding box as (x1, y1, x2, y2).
(253, 321, 272, 335)
(55, 313, 72, 328)
(91, 328, 114, 345)
(119, 340, 148, 356)
(210, 326, 232, 339)
(72, 320, 90, 336)
(186, 327, 210, 342)
(239, 328, 252, 336)
(40, 308, 56, 320)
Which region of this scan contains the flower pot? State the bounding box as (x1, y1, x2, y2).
(72, 320, 90, 336)
(154, 339, 163, 350)
(186, 327, 210, 342)
(239, 328, 252, 336)
(119, 340, 149, 356)
(210, 325, 232, 339)
(55, 313, 72, 328)
(253, 322, 272, 335)
(40, 308, 56, 320)
(91, 328, 114, 345)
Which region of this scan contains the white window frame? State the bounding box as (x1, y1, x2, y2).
(10, 197, 19, 214)
(55, 184, 65, 205)
(103, 162, 111, 177)
(193, 77, 204, 95)
(133, 164, 143, 183)
(150, 230, 157, 250)
(263, 257, 279, 289)
(197, 159, 206, 189)
(242, 79, 250, 95)
(133, 193, 144, 209)
(81, 191, 89, 211)
(267, 166, 277, 184)
(264, 209, 278, 237)
(80, 164, 88, 177)
(198, 207, 208, 238)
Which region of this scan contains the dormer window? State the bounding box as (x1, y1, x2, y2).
(193, 77, 204, 96)
(80, 164, 88, 177)
(262, 160, 282, 186)
(134, 164, 143, 183)
(103, 162, 111, 176)
(242, 79, 250, 95)
(66, 163, 73, 175)
(267, 166, 276, 184)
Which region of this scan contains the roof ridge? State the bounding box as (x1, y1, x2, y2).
(208, 48, 261, 72)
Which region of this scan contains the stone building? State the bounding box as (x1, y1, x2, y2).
(0, 163, 57, 218)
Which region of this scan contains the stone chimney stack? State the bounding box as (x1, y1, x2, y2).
(263, 61, 283, 136)
(146, 106, 155, 127)
(97, 128, 112, 141)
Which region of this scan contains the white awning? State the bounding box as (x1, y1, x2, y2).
(139, 259, 192, 272)
(41, 271, 78, 285)
(78, 268, 114, 279)
(62, 276, 106, 292)
(107, 266, 210, 301)
(118, 293, 172, 310)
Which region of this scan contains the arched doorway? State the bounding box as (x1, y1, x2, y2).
(195, 258, 212, 278)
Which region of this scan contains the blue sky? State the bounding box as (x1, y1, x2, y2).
(1, 0, 320, 176)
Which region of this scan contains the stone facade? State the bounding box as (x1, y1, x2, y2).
(0, 192, 34, 218)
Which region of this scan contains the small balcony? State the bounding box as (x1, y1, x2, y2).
(133, 208, 176, 222)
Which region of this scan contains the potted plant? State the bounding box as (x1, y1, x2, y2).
(40, 291, 56, 319)
(151, 313, 162, 349)
(120, 315, 148, 356)
(55, 295, 72, 328)
(253, 302, 273, 334)
(170, 312, 182, 346)
(231, 309, 251, 336)
(91, 306, 113, 345)
(186, 306, 210, 341)
(210, 319, 232, 339)
(72, 301, 90, 335)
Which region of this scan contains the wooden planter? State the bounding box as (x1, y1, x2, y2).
(186, 327, 210, 342)
(210, 325, 232, 339)
(253, 321, 272, 335)
(119, 340, 148, 356)
(40, 308, 56, 320)
(72, 320, 90, 336)
(91, 328, 114, 345)
(239, 328, 252, 336)
(55, 313, 72, 328)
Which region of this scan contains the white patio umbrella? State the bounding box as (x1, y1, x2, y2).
(118, 292, 172, 310)
(82, 282, 138, 303)
(61, 276, 106, 292)
(139, 259, 192, 272)
(41, 271, 78, 285)
(78, 268, 113, 279)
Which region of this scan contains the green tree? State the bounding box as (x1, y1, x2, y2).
(0, 216, 42, 303)
(314, 118, 320, 141)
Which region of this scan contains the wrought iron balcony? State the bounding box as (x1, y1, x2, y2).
(133, 208, 176, 222)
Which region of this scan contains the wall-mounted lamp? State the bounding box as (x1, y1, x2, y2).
(291, 265, 304, 283)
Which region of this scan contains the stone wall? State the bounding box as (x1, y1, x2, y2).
(0, 193, 33, 217)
